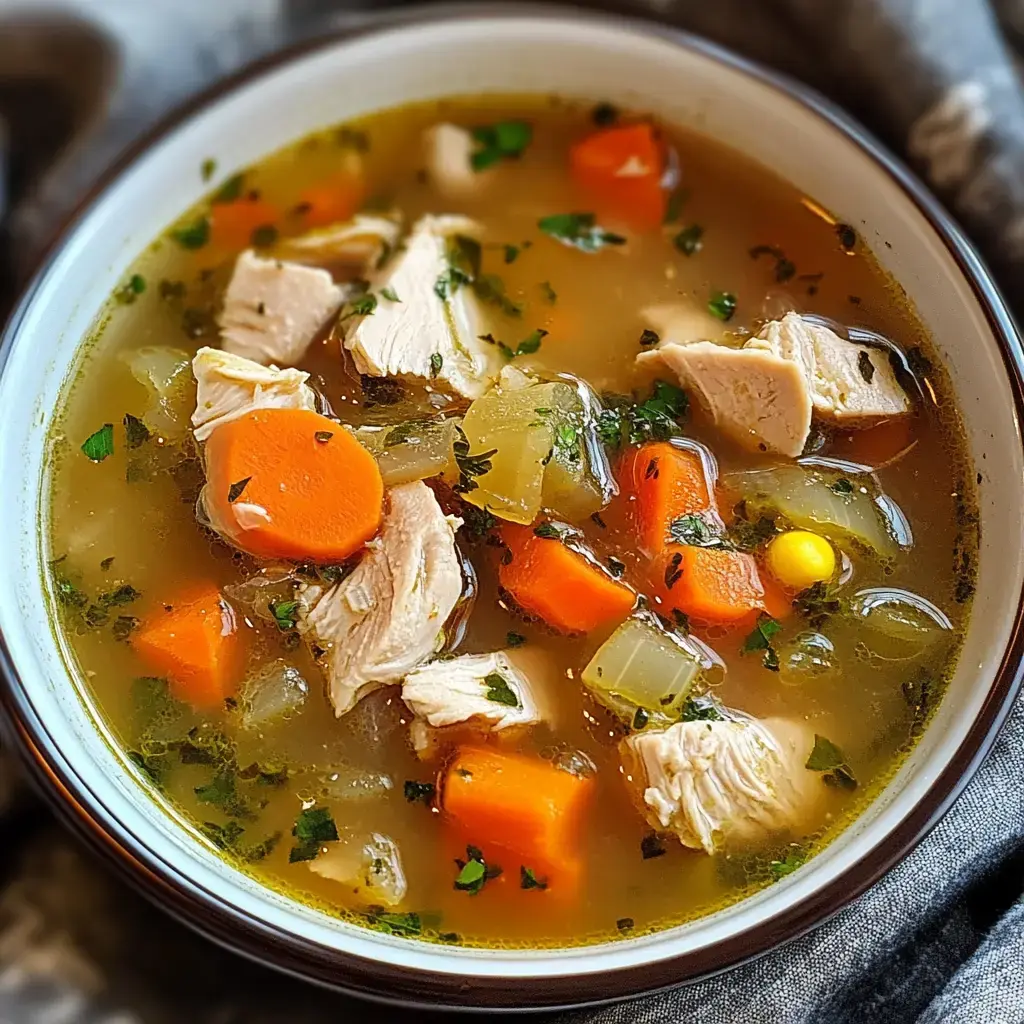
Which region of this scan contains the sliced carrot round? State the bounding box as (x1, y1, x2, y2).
(210, 197, 280, 250)
(499, 524, 635, 634)
(299, 173, 364, 229)
(204, 408, 384, 562)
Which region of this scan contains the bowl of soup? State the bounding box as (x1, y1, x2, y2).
(1, 6, 1022, 1010)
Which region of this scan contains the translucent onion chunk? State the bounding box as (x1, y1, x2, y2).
(848, 587, 952, 661)
(353, 418, 460, 487)
(239, 659, 308, 728)
(121, 346, 194, 440)
(309, 831, 408, 906)
(581, 615, 707, 722)
(778, 631, 840, 686)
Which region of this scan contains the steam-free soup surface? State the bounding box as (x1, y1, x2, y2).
(47, 95, 977, 947)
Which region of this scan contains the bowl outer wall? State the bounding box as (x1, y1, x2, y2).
(0, 4, 1023, 1012)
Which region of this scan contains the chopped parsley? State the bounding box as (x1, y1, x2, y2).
(100, 556, 115, 571)
(346, 293, 378, 318)
(484, 672, 521, 707)
(336, 126, 370, 151)
(81, 423, 115, 462)
(680, 695, 724, 721)
(268, 599, 299, 632)
(194, 770, 256, 821)
(742, 612, 782, 671)
(520, 866, 548, 890)
(365, 909, 422, 936)
(663, 190, 686, 225)
(591, 102, 619, 126)
(430, 352, 443, 377)
(617, 917, 635, 933)
(504, 244, 522, 263)
(212, 172, 244, 203)
(857, 350, 876, 383)
(200, 158, 217, 182)
(769, 847, 808, 880)
(538, 212, 626, 252)
(380, 285, 401, 303)
(793, 581, 844, 629)
(403, 780, 436, 805)
(481, 328, 546, 360)
(115, 273, 147, 304)
(534, 522, 569, 541)
(836, 223, 858, 251)
(99, 584, 141, 607)
(639, 329, 660, 348)
(673, 224, 704, 256)
(470, 121, 533, 171)
(728, 505, 778, 550)
(435, 234, 482, 300)
(540, 280, 557, 303)
(289, 806, 339, 862)
(452, 426, 497, 494)
(805, 734, 857, 789)
(708, 290, 737, 322)
(664, 551, 683, 589)
(472, 273, 523, 317)
(360, 374, 405, 407)
(454, 845, 502, 894)
(597, 380, 688, 449)
(111, 615, 139, 641)
(506, 631, 526, 648)
(314, 430, 334, 443)
(123, 413, 151, 449)
(669, 512, 728, 549)
(641, 833, 667, 859)
(749, 245, 797, 283)
(632, 707, 650, 730)
(830, 477, 854, 495)
(902, 667, 935, 737)
(227, 477, 251, 503)
(171, 216, 210, 250)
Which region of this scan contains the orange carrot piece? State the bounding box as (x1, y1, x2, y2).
(620, 442, 714, 556)
(210, 197, 280, 250)
(134, 584, 240, 708)
(203, 408, 383, 562)
(830, 417, 915, 469)
(298, 174, 364, 229)
(759, 574, 795, 621)
(442, 747, 593, 893)
(499, 524, 635, 633)
(569, 123, 665, 230)
(652, 544, 765, 626)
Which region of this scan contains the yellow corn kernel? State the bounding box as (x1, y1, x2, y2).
(766, 530, 836, 591)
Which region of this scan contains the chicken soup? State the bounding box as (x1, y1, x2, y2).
(46, 95, 977, 947)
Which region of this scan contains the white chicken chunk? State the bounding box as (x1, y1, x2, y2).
(623, 716, 817, 854)
(343, 214, 502, 399)
(422, 123, 481, 196)
(275, 214, 402, 271)
(191, 347, 317, 442)
(218, 249, 346, 366)
(402, 650, 544, 754)
(309, 832, 407, 906)
(639, 340, 813, 457)
(751, 313, 911, 423)
(300, 481, 464, 716)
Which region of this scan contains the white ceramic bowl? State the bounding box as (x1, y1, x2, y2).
(1, 7, 1023, 1011)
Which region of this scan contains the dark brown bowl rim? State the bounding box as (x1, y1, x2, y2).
(1, 2, 1023, 1013)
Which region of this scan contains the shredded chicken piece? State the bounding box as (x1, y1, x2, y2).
(300, 481, 464, 716)
(191, 347, 317, 442)
(343, 214, 502, 398)
(218, 249, 346, 366)
(274, 214, 402, 270)
(422, 123, 480, 195)
(622, 716, 816, 853)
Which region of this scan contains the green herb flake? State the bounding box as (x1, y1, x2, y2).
(632, 707, 650, 730)
(540, 280, 557, 303)
(123, 413, 151, 449)
(520, 866, 548, 890)
(200, 820, 245, 850)
(669, 512, 728, 549)
(452, 425, 497, 494)
(470, 120, 533, 171)
(830, 478, 854, 495)
(538, 212, 626, 252)
(742, 612, 782, 652)
(617, 917, 635, 933)
(200, 158, 217, 182)
(289, 806, 339, 862)
(592, 102, 619, 126)
(506, 631, 526, 648)
(194, 770, 256, 821)
(380, 285, 401, 303)
(115, 273, 147, 305)
(663, 189, 686, 225)
(171, 216, 210, 250)
(641, 833, 667, 860)
(836, 223, 858, 251)
(269, 599, 299, 633)
(769, 847, 808, 880)
(607, 555, 626, 578)
(100, 557, 115, 571)
(360, 374, 405, 408)
(708, 290, 737, 322)
(793, 581, 844, 629)
(504, 244, 521, 264)
(336, 126, 370, 152)
(404, 780, 436, 805)
(454, 845, 501, 895)
(533, 522, 567, 541)
(227, 477, 251, 503)
(805, 735, 858, 789)
(250, 224, 279, 248)
(112, 616, 140, 641)
(673, 224, 704, 256)
(365, 909, 422, 936)
(680, 695, 723, 721)
(212, 172, 244, 203)
(81, 424, 115, 462)
(430, 352, 443, 378)
(639, 329, 660, 348)
(100, 584, 141, 607)
(483, 672, 521, 708)
(314, 430, 334, 443)
(749, 245, 797, 283)
(857, 350, 876, 383)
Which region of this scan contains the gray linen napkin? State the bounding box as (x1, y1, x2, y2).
(2, 2, 1023, 1022)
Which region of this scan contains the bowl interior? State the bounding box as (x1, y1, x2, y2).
(0, 9, 1021, 1000)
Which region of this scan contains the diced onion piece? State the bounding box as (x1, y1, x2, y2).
(121, 346, 194, 440)
(239, 659, 308, 728)
(723, 464, 903, 558)
(353, 418, 460, 487)
(581, 616, 704, 722)
(455, 374, 563, 523)
(848, 587, 952, 661)
(309, 831, 407, 906)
